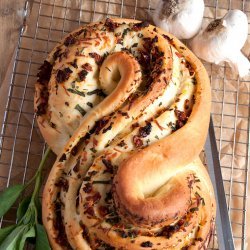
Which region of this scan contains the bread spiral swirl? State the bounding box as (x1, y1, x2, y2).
(37, 18, 216, 249)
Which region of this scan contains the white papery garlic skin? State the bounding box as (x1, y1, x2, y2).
(152, 0, 205, 40)
(190, 9, 250, 77)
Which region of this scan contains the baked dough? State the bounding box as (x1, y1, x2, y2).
(38, 18, 216, 249)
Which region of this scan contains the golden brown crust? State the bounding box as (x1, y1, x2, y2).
(114, 35, 211, 224)
(40, 18, 216, 250)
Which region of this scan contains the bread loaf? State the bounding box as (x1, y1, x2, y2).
(36, 18, 216, 249)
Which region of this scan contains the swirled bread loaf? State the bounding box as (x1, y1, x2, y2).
(35, 18, 216, 249)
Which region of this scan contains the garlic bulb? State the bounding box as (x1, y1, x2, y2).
(190, 9, 250, 77)
(152, 0, 205, 40)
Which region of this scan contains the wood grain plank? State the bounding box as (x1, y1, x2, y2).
(0, 0, 26, 86)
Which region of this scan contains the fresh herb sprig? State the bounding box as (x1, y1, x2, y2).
(0, 148, 51, 250)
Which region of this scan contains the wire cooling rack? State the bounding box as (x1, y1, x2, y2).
(0, 0, 249, 249)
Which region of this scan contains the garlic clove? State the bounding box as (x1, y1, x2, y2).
(152, 0, 205, 40)
(227, 52, 250, 78)
(222, 20, 227, 27)
(190, 9, 250, 77)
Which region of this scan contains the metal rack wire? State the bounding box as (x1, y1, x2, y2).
(0, 0, 249, 249)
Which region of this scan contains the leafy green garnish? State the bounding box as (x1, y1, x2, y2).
(0, 225, 16, 244)
(16, 196, 32, 222)
(0, 185, 24, 218)
(0, 148, 51, 249)
(35, 224, 50, 250)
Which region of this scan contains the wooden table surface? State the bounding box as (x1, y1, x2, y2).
(0, 0, 26, 86)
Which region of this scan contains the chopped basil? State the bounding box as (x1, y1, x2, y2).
(87, 102, 93, 108)
(67, 88, 85, 97)
(190, 207, 199, 213)
(87, 89, 106, 97)
(201, 198, 205, 206)
(194, 178, 201, 183)
(122, 28, 130, 38)
(75, 104, 86, 116)
(90, 147, 97, 153)
(195, 192, 201, 198)
(131, 43, 138, 48)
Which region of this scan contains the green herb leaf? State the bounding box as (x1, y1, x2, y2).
(75, 104, 86, 116)
(17, 196, 32, 222)
(0, 184, 24, 218)
(35, 198, 42, 224)
(0, 225, 26, 250)
(0, 147, 52, 249)
(0, 225, 17, 244)
(19, 226, 36, 250)
(21, 205, 35, 225)
(35, 224, 51, 250)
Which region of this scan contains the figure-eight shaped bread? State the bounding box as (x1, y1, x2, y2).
(35, 18, 216, 249)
